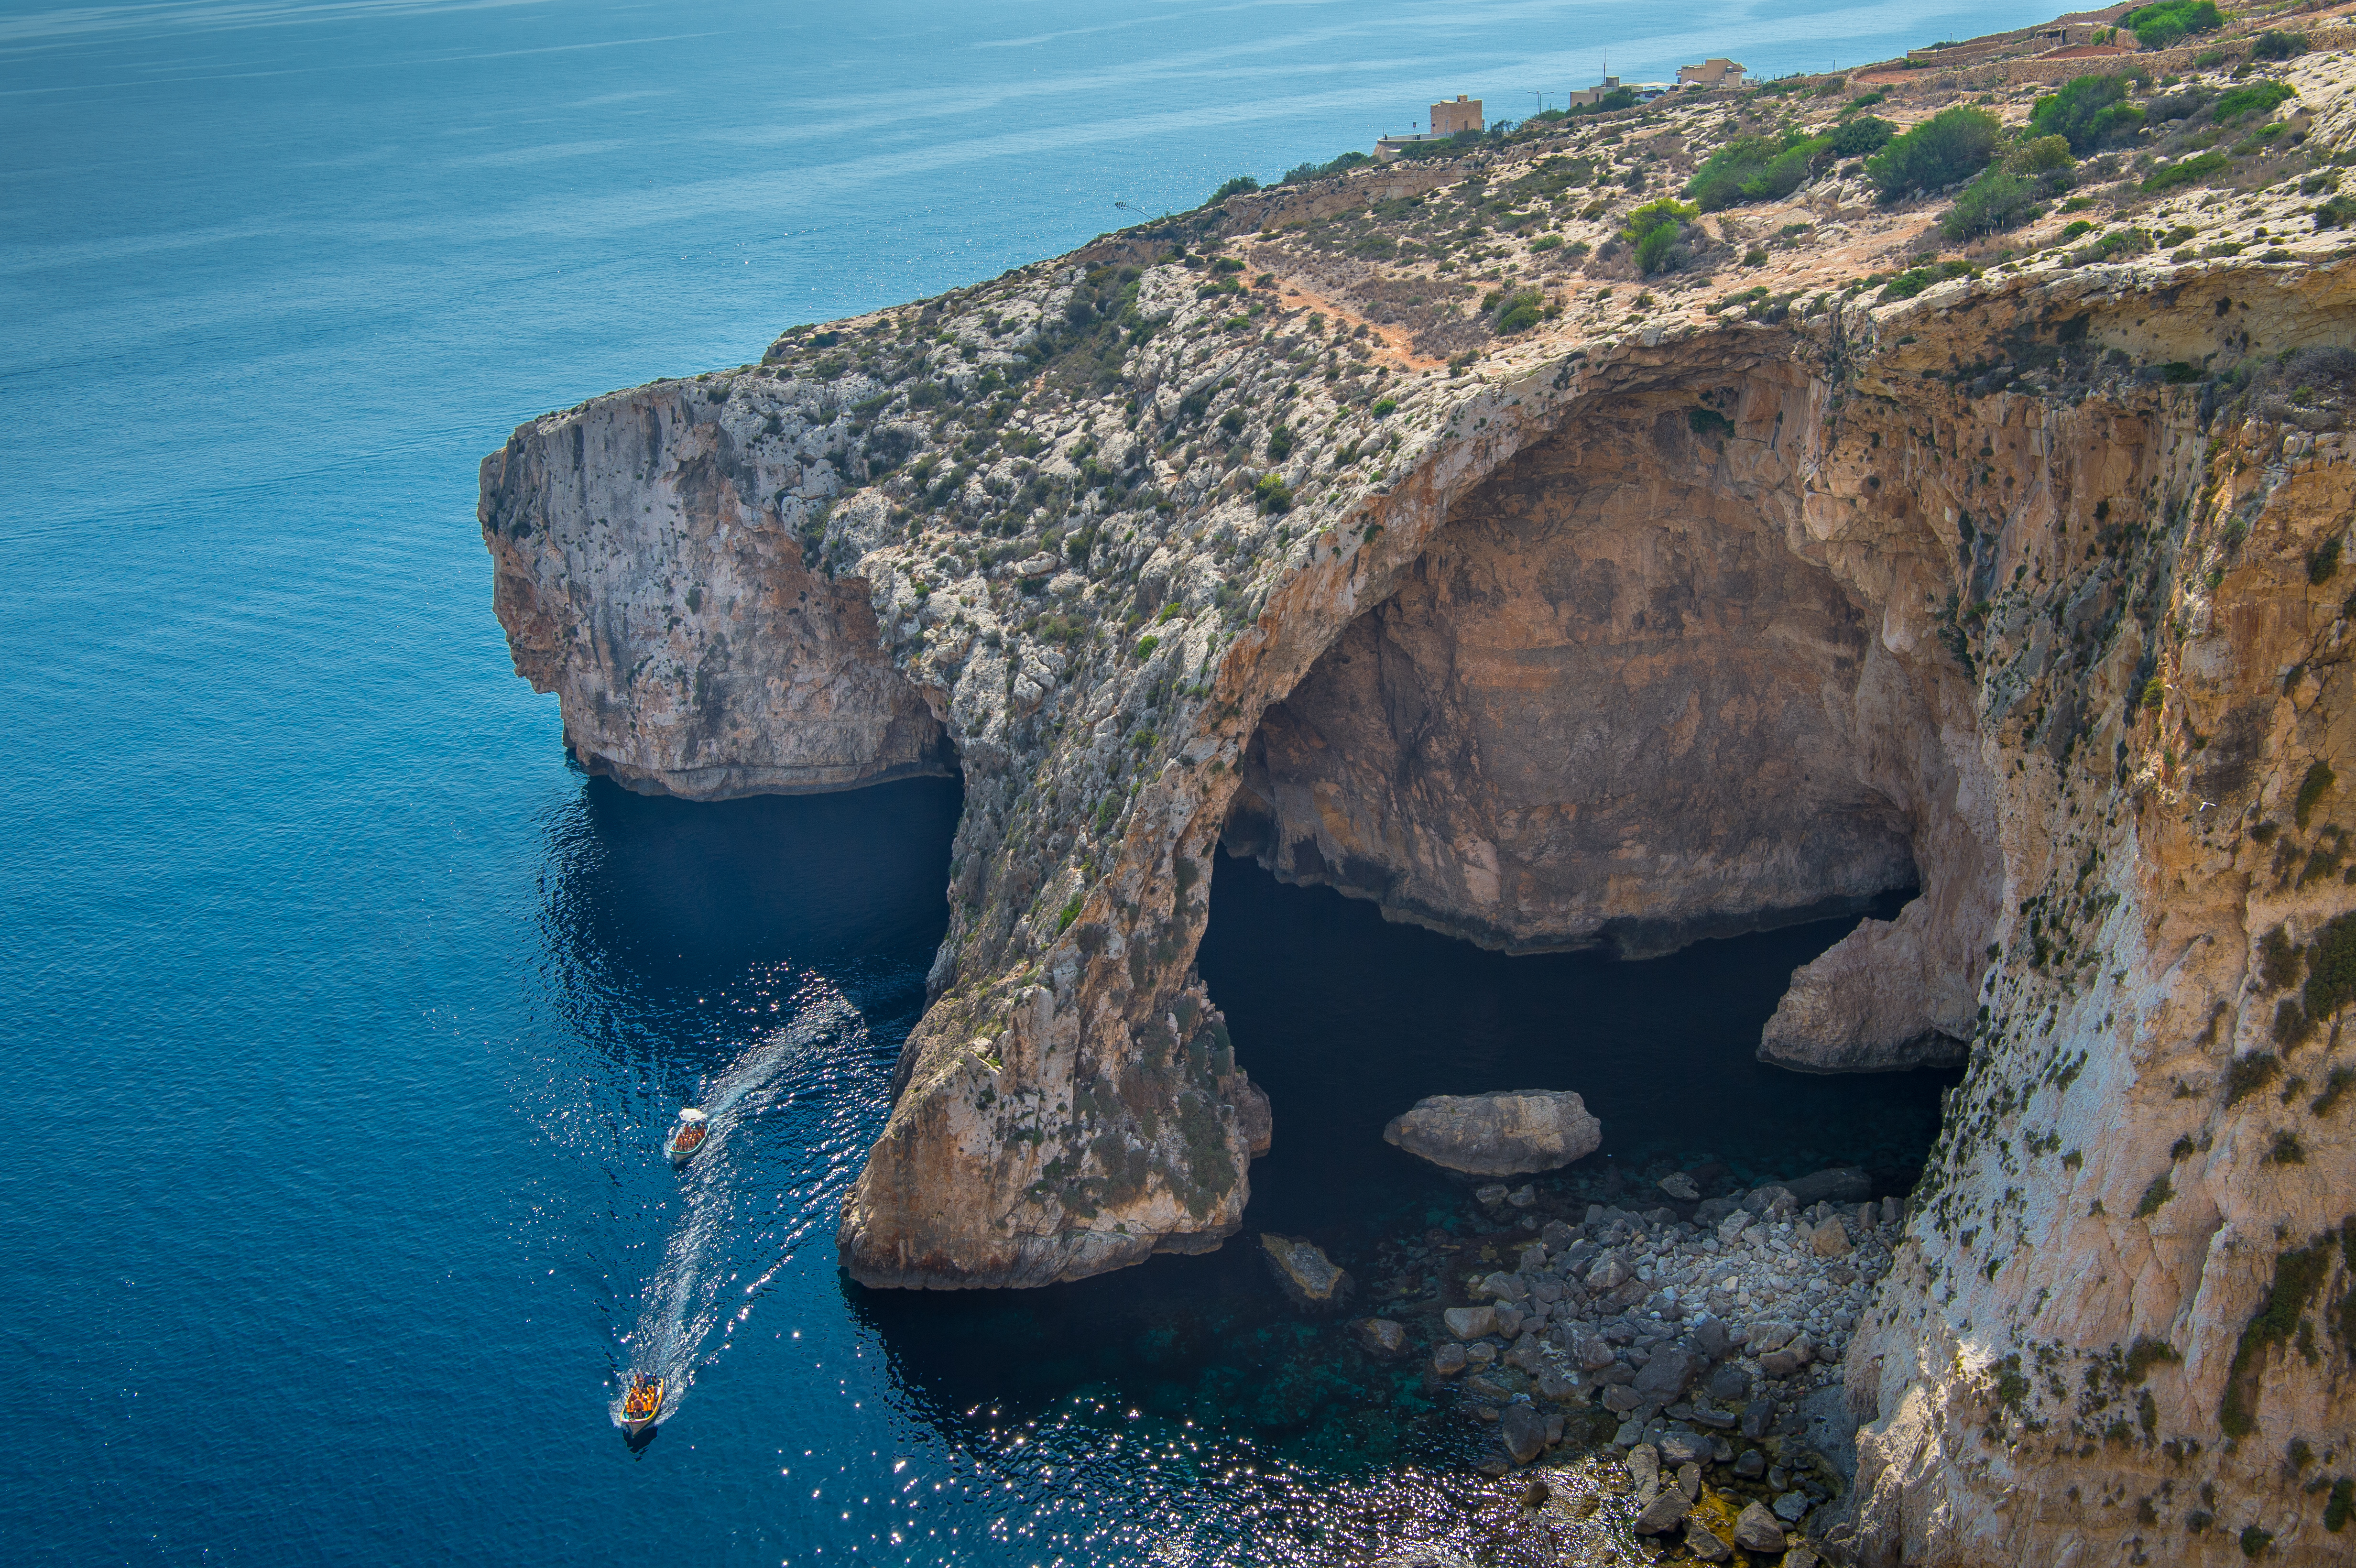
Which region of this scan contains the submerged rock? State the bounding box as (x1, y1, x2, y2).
(1443, 1305, 1497, 1340)
(1257, 1233, 1353, 1313)
(1354, 1317, 1409, 1359)
(1381, 1089, 1602, 1176)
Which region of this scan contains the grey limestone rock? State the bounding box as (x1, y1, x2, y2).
(1632, 1486, 1692, 1535)
(1381, 1089, 1601, 1176)
(1734, 1500, 1788, 1553)
(1633, 1344, 1706, 1404)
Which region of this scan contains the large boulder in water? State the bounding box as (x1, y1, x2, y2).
(1258, 1233, 1353, 1312)
(1382, 1089, 1602, 1176)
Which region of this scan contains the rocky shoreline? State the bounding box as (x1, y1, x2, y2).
(1313, 1156, 1910, 1563)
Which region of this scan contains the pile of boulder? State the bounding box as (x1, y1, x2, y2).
(1348, 1164, 1905, 1555)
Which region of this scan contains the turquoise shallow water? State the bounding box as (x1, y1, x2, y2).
(3, 1, 2030, 1561)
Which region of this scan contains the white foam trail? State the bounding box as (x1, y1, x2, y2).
(612, 990, 860, 1429)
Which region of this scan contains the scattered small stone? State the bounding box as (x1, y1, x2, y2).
(1774, 1490, 1812, 1524)
(1657, 1171, 1701, 1200)
(1810, 1219, 1853, 1258)
(1356, 1317, 1409, 1358)
(1431, 1342, 1468, 1376)
(1464, 1341, 1498, 1366)
(1675, 1461, 1701, 1501)
(1520, 1477, 1551, 1511)
(1475, 1183, 1510, 1206)
(1733, 1501, 1787, 1553)
(1506, 1184, 1538, 1208)
(1733, 1449, 1767, 1479)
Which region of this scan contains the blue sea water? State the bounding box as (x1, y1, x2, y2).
(0, 1, 2040, 1561)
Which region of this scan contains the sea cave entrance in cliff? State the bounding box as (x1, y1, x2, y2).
(1197, 378, 1983, 1233)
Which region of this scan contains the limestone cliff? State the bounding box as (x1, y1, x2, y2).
(484, 36, 2356, 1565)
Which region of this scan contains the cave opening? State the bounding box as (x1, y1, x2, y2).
(1198, 375, 1987, 1220)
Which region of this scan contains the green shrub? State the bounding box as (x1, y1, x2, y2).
(2215, 79, 2296, 122)
(2030, 75, 2146, 155)
(2251, 30, 2309, 62)
(2125, 0, 2223, 51)
(1944, 169, 2038, 239)
(1687, 135, 1788, 210)
(1623, 197, 1699, 274)
(2009, 134, 2076, 174)
(1881, 258, 1974, 299)
(2135, 1173, 2174, 1217)
(1689, 407, 1735, 437)
(1830, 116, 1896, 157)
(1209, 175, 1261, 203)
(2143, 152, 2228, 192)
(1494, 288, 1546, 332)
(1133, 635, 1158, 657)
(1867, 107, 2003, 199)
(2306, 913, 2356, 1023)
(1253, 472, 1293, 512)
(2223, 1242, 2331, 1430)
(1370, 397, 1397, 417)
(1265, 425, 1293, 460)
(1529, 233, 1562, 251)
(2227, 1051, 2281, 1104)
(1281, 151, 1372, 184)
(1055, 896, 1083, 934)
(2295, 760, 2337, 826)
(2325, 1476, 2354, 1531)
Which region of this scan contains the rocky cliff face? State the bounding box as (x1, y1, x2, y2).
(484, 43, 2356, 1564)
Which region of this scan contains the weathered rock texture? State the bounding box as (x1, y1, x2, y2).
(485, 40, 2356, 1565)
(1383, 1089, 1604, 1175)
(481, 389, 951, 798)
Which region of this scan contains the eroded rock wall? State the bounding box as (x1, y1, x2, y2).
(480, 384, 950, 798)
(1228, 377, 1941, 965)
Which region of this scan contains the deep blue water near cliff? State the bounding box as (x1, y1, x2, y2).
(2, 0, 2031, 1561)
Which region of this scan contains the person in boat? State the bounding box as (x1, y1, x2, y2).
(624, 1376, 659, 1418)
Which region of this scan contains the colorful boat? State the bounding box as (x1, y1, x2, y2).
(663, 1107, 709, 1165)
(620, 1374, 664, 1436)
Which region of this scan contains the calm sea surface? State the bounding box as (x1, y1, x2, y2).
(4, 1, 2032, 1561)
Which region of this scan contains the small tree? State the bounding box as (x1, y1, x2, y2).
(1866, 107, 2002, 199)
(1942, 169, 2037, 240)
(2029, 74, 2146, 155)
(1210, 175, 1261, 203)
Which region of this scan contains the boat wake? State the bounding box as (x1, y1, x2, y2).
(609, 989, 865, 1431)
